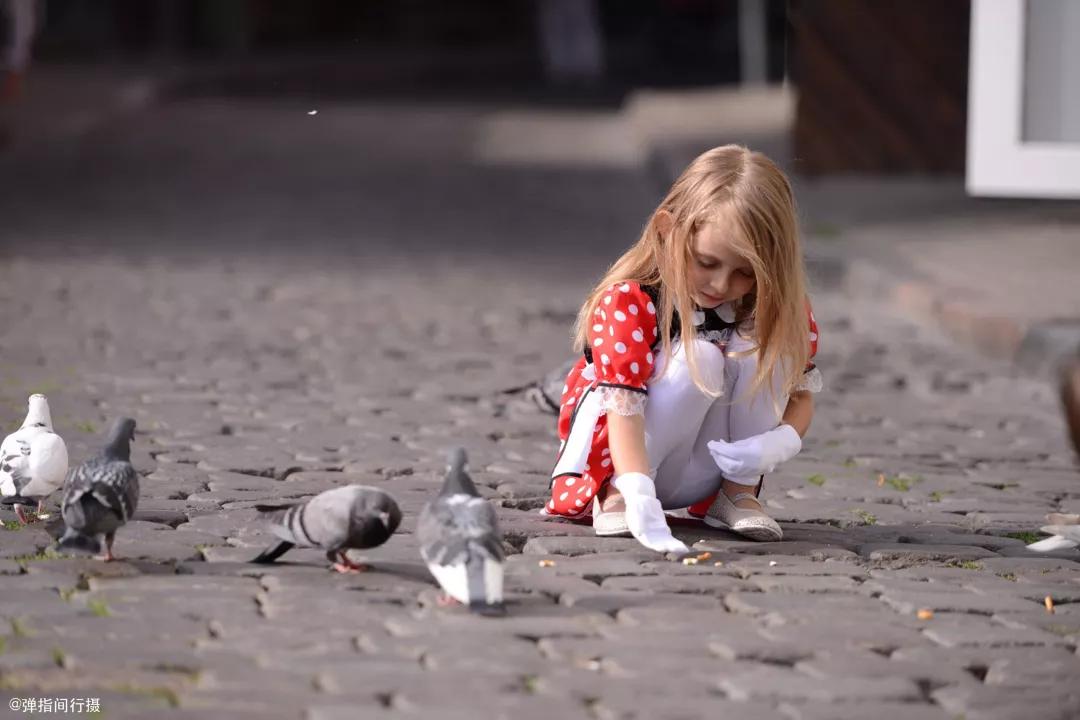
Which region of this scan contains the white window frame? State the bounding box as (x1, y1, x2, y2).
(967, 0, 1080, 198)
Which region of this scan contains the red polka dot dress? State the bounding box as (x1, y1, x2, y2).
(547, 282, 658, 517)
(546, 282, 820, 519)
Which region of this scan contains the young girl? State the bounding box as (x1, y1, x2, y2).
(545, 145, 821, 553)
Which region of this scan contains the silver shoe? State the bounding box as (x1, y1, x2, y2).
(703, 491, 782, 542)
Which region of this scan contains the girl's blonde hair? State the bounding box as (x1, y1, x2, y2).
(573, 145, 809, 407)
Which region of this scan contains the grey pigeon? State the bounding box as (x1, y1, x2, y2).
(0, 394, 69, 524)
(56, 417, 139, 561)
(418, 448, 505, 615)
(524, 357, 578, 415)
(251, 485, 401, 572)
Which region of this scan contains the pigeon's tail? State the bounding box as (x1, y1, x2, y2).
(447, 447, 467, 476)
(0, 495, 33, 506)
(57, 531, 101, 556)
(468, 601, 507, 617)
(250, 541, 295, 564)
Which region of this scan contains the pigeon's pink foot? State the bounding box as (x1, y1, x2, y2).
(332, 552, 369, 573)
(14, 505, 31, 525)
(102, 537, 116, 562)
(436, 592, 460, 607)
(332, 562, 369, 574)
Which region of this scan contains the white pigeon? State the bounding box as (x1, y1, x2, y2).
(1027, 513, 1080, 552)
(418, 448, 505, 615)
(0, 394, 69, 524)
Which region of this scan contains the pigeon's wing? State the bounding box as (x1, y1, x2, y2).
(97, 461, 139, 523)
(467, 499, 504, 561)
(294, 485, 400, 552)
(418, 496, 504, 567)
(21, 432, 69, 498)
(0, 437, 32, 496)
(64, 459, 138, 529)
(61, 462, 96, 530)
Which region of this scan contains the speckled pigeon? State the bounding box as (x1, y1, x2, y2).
(251, 485, 402, 572)
(56, 417, 138, 561)
(418, 447, 505, 615)
(0, 394, 69, 524)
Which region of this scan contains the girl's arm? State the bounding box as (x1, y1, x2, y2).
(606, 412, 650, 477)
(783, 390, 814, 437)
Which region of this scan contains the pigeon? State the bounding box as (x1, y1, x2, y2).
(1027, 513, 1080, 552)
(523, 358, 579, 415)
(56, 417, 139, 561)
(0, 394, 69, 524)
(251, 485, 402, 572)
(418, 447, 505, 615)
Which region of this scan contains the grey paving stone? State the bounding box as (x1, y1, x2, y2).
(780, 701, 953, 720)
(932, 684, 1080, 720)
(599, 574, 743, 595)
(858, 543, 1000, 562)
(694, 539, 859, 559)
(748, 574, 861, 593)
(716, 665, 924, 702)
(919, 614, 1071, 648)
(522, 536, 648, 557)
(877, 589, 1043, 616)
(793, 649, 976, 687)
(724, 591, 884, 618)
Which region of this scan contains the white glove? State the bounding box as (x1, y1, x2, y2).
(707, 424, 802, 484)
(613, 472, 688, 554)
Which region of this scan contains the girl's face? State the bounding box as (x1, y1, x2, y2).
(688, 220, 756, 309)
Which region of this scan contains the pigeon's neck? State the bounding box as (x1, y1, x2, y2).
(103, 437, 131, 462)
(441, 470, 479, 498)
(23, 398, 52, 430)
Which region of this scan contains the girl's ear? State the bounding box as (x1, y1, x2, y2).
(654, 209, 675, 243)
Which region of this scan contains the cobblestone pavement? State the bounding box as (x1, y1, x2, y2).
(1, 100, 1079, 720)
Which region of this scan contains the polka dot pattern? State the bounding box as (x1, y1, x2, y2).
(806, 301, 820, 365)
(584, 282, 657, 391)
(550, 281, 661, 519)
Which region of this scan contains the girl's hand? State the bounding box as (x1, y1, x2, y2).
(612, 472, 689, 554)
(707, 424, 802, 484)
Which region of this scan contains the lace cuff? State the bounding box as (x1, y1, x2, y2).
(598, 385, 647, 416)
(795, 366, 823, 394)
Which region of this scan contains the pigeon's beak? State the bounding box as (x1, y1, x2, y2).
(378, 511, 392, 529)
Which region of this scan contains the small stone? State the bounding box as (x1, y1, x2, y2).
(538, 559, 556, 568)
(917, 608, 934, 620)
(1045, 595, 1055, 614)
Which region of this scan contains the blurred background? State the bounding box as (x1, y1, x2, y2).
(1, 0, 1079, 369)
